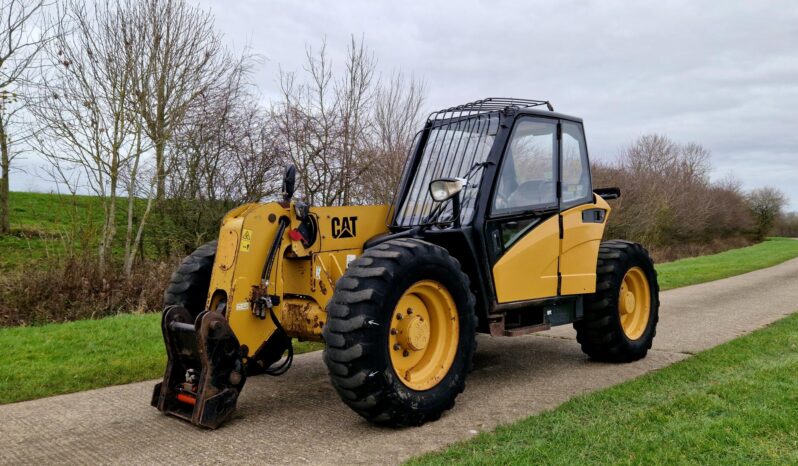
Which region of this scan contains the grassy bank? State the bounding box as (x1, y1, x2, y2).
(655, 237, 798, 290)
(409, 312, 798, 465)
(1, 192, 107, 270)
(0, 191, 225, 271)
(0, 313, 322, 404)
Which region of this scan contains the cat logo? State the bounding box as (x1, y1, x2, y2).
(331, 216, 358, 239)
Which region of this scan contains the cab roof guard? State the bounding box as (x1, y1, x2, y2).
(428, 97, 554, 122)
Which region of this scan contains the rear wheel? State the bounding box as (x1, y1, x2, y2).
(323, 238, 476, 426)
(575, 240, 659, 362)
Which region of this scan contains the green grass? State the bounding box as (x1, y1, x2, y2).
(7, 191, 107, 232)
(2, 192, 107, 270)
(0, 313, 322, 404)
(1, 191, 232, 270)
(0, 233, 66, 269)
(656, 237, 798, 290)
(409, 312, 798, 465)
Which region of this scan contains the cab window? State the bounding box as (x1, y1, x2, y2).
(492, 118, 557, 214)
(561, 121, 592, 207)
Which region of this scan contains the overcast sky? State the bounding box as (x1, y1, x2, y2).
(14, 0, 798, 210)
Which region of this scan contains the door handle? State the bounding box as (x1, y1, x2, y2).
(492, 230, 502, 251)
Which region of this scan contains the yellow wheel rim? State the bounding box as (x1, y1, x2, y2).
(389, 280, 459, 391)
(619, 267, 651, 340)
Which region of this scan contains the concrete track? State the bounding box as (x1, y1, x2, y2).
(3, 257, 797, 465)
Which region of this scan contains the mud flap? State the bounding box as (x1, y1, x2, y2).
(151, 305, 246, 429)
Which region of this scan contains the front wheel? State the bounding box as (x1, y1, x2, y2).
(163, 241, 217, 317)
(323, 238, 476, 426)
(575, 240, 660, 362)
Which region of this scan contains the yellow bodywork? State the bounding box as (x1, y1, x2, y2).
(208, 194, 609, 353)
(207, 202, 390, 357)
(492, 196, 611, 303)
(560, 196, 611, 295)
(492, 216, 560, 302)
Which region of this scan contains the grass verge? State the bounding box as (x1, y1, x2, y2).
(656, 237, 798, 290)
(0, 313, 322, 404)
(409, 312, 798, 465)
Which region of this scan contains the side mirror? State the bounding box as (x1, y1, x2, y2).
(282, 165, 297, 201)
(594, 187, 621, 200)
(429, 178, 465, 202)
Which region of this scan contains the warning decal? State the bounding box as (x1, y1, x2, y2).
(240, 229, 253, 252)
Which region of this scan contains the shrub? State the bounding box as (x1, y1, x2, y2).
(593, 135, 756, 261)
(0, 256, 175, 326)
(746, 187, 788, 240)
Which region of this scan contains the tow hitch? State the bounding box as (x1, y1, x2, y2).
(151, 305, 246, 429)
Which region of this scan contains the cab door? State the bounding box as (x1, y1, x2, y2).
(489, 116, 560, 303)
(559, 121, 603, 295)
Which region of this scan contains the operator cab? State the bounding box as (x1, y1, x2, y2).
(387, 98, 600, 334)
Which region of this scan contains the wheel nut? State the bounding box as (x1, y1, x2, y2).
(390, 328, 397, 335)
(407, 308, 413, 315)
(403, 350, 409, 357)
(396, 314, 403, 320)
(393, 343, 401, 351)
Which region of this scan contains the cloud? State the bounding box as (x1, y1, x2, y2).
(14, 0, 798, 210)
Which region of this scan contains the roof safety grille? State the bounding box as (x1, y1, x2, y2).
(427, 97, 554, 122)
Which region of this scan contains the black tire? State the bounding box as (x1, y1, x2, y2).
(574, 240, 659, 362)
(163, 241, 217, 317)
(322, 238, 477, 426)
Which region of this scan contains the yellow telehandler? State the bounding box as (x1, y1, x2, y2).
(151, 98, 659, 428)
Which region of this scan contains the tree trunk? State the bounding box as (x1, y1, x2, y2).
(124, 196, 153, 277)
(0, 117, 10, 234)
(99, 154, 119, 274)
(155, 138, 166, 200)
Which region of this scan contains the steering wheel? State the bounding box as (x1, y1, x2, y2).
(508, 180, 551, 207)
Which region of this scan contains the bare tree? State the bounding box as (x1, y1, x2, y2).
(275, 39, 343, 206)
(594, 134, 756, 257)
(33, 0, 143, 272)
(274, 37, 425, 207)
(124, 0, 233, 200)
(363, 71, 425, 204)
(336, 37, 376, 205)
(32, 0, 240, 270)
(162, 53, 279, 251)
(275, 38, 379, 206)
(0, 0, 50, 234)
(225, 101, 282, 202)
(776, 211, 798, 237)
(121, 119, 155, 277)
(746, 187, 787, 240)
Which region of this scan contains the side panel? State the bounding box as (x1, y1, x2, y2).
(492, 215, 560, 303)
(209, 202, 289, 356)
(207, 203, 390, 355)
(309, 205, 391, 252)
(559, 196, 611, 295)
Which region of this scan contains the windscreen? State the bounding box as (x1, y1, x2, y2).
(394, 114, 499, 227)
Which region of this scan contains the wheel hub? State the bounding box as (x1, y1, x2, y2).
(618, 267, 651, 340)
(389, 280, 459, 391)
(398, 315, 430, 351)
(621, 291, 636, 315)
